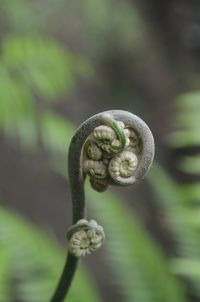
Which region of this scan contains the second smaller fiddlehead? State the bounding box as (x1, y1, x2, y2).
(67, 219, 105, 257)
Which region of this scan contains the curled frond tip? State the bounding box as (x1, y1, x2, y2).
(67, 219, 105, 257)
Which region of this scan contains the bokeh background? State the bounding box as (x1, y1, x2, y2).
(0, 0, 200, 301)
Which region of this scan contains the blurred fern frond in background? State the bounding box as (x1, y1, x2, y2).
(2, 35, 75, 99)
(0, 34, 91, 150)
(87, 186, 185, 302)
(149, 91, 200, 298)
(0, 246, 11, 302)
(0, 207, 102, 302)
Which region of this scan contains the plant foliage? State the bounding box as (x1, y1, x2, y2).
(0, 34, 91, 150)
(0, 206, 102, 302)
(87, 185, 185, 302)
(150, 91, 200, 297)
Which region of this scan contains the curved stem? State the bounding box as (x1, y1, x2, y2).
(50, 114, 103, 302)
(50, 110, 154, 302)
(50, 254, 78, 302)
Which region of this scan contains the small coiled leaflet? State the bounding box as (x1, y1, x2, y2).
(109, 151, 138, 179)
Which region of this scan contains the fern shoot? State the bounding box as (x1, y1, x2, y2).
(50, 110, 154, 302)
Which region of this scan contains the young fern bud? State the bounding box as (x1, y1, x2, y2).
(87, 143, 102, 160)
(51, 110, 154, 302)
(89, 178, 109, 192)
(83, 159, 108, 179)
(82, 111, 154, 189)
(67, 219, 105, 257)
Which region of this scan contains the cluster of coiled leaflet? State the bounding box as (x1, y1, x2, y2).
(83, 114, 142, 193)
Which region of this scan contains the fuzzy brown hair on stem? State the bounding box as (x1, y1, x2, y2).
(50, 110, 154, 302)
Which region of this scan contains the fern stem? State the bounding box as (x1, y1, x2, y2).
(50, 254, 78, 302)
(50, 110, 154, 302)
(50, 114, 103, 302)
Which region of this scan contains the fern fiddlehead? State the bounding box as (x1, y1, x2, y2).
(67, 219, 105, 257)
(50, 110, 154, 302)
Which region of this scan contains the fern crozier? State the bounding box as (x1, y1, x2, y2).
(67, 219, 105, 257)
(51, 110, 154, 302)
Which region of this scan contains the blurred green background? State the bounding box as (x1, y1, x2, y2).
(0, 0, 200, 301)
